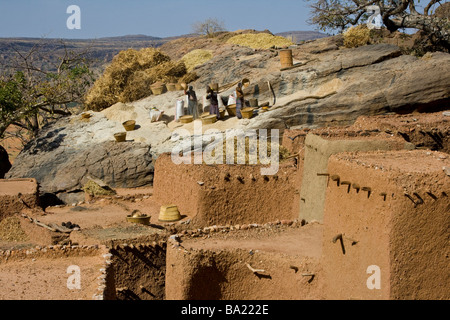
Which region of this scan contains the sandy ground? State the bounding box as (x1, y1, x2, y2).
(0, 255, 103, 300)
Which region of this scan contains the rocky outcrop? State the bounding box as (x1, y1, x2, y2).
(0, 145, 11, 178)
(193, 39, 450, 130)
(6, 37, 450, 202)
(6, 114, 155, 203)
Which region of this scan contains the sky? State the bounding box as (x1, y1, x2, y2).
(0, 0, 317, 39)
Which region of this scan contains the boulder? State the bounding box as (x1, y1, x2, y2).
(6, 113, 155, 203)
(0, 145, 11, 178)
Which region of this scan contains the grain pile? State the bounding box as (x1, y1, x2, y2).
(101, 102, 138, 123)
(85, 48, 194, 111)
(0, 216, 28, 242)
(83, 180, 116, 197)
(343, 24, 371, 48)
(181, 49, 213, 72)
(203, 136, 291, 165)
(226, 33, 293, 49)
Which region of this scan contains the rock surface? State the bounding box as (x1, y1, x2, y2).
(6, 114, 154, 202)
(6, 36, 450, 202)
(0, 145, 11, 179)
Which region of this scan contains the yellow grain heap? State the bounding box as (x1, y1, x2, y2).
(0, 216, 28, 242)
(226, 33, 294, 50)
(203, 136, 291, 165)
(181, 49, 213, 72)
(83, 180, 116, 196)
(343, 24, 371, 48)
(85, 47, 193, 111)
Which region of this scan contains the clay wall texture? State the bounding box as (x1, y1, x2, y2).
(153, 153, 299, 227)
(165, 246, 324, 300)
(299, 133, 414, 222)
(0, 178, 40, 221)
(322, 150, 449, 299)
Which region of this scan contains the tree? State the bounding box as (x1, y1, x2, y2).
(192, 18, 226, 37)
(307, 0, 450, 48)
(0, 40, 94, 141)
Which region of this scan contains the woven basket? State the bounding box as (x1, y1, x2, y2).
(166, 83, 177, 92)
(209, 83, 219, 91)
(201, 114, 217, 125)
(159, 205, 181, 222)
(219, 108, 226, 118)
(241, 107, 254, 119)
(175, 83, 183, 91)
(226, 104, 237, 117)
(151, 84, 166, 95)
(114, 132, 127, 142)
(179, 115, 193, 124)
(126, 215, 150, 225)
(122, 120, 136, 131)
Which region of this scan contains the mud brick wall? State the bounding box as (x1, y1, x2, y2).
(322, 150, 450, 300)
(165, 246, 324, 300)
(0, 178, 40, 221)
(110, 242, 167, 300)
(353, 112, 450, 153)
(153, 153, 299, 228)
(299, 133, 414, 222)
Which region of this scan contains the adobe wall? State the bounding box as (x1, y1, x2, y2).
(353, 112, 450, 153)
(166, 247, 323, 300)
(0, 178, 40, 221)
(110, 242, 167, 300)
(165, 223, 324, 300)
(322, 150, 449, 299)
(153, 153, 299, 227)
(299, 132, 414, 222)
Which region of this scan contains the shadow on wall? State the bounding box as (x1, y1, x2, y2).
(187, 261, 227, 300)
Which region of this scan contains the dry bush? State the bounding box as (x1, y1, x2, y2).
(343, 24, 371, 48)
(179, 71, 199, 85)
(85, 48, 188, 110)
(118, 61, 187, 102)
(226, 33, 293, 49)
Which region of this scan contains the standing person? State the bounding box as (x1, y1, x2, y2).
(206, 86, 220, 120)
(185, 85, 199, 119)
(235, 82, 244, 119)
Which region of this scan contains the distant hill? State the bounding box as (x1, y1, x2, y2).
(0, 31, 329, 74)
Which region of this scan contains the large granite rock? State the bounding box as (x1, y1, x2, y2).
(193, 40, 450, 130)
(6, 113, 156, 203)
(6, 37, 450, 203)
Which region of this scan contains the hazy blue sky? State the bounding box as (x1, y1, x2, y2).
(0, 0, 317, 39)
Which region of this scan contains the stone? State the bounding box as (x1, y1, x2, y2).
(0, 145, 11, 179)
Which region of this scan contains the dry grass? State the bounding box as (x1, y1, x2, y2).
(85, 48, 190, 111)
(203, 136, 291, 165)
(226, 33, 293, 49)
(343, 24, 371, 48)
(181, 49, 213, 72)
